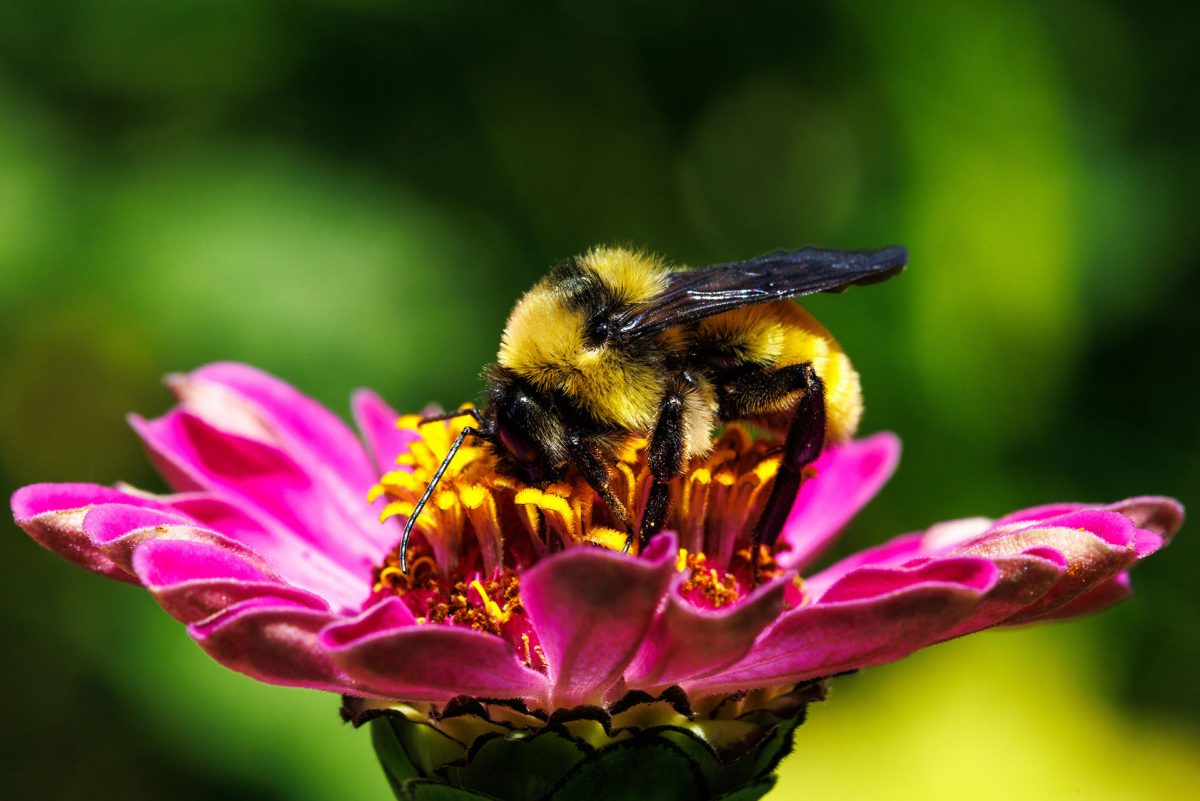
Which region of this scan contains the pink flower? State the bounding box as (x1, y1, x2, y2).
(11, 363, 1182, 710)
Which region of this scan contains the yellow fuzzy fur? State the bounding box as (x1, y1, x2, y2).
(499, 251, 862, 448)
(579, 246, 670, 304)
(695, 302, 863, 442)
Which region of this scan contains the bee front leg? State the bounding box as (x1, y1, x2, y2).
(566, 433, 634, 537)
(641, 385, 688, 551)
(752, 363, 825, 549)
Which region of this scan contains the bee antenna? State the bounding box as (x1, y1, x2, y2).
(399, 424, 490, 573)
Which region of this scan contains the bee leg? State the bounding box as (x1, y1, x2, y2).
(641, 387, 687, 551)
(566, 434, 635, 538)
(752, 363, 825, 550)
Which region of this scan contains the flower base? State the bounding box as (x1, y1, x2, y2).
(343, 682, 826, 801)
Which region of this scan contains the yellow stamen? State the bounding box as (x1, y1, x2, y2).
(396, 414, 423, 430)
(435, 490, 459, 511)
(379, 469, 422, 490)
(380, 500, 413, 523)
(458, 484, 488, 509)
(371, 417, 795, 618)
(585, 526, 628, 551)
(513, 487, 543, 505)
(470, 579, 511, 625)
(754, 456, 781, 482)
(615, 462, 639, 511)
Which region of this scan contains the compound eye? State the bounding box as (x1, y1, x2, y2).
(495, 395, 544, 466)
(584, 317, 611, 348)
(498, 423, 539, 466)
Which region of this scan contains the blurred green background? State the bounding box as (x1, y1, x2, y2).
(2, 1, 1197, 798)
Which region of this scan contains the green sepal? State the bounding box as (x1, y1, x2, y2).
(372, 716, 423, 794)
(391, 716, 469, 776)
(741, 715, 801, 781)
(355, 683, 820, 800)
(402, 780, 502, 801)
(446, 731, 588, 800)
(713, 776, 777, 801)
(545, 735, 707, 801)
(650, 728, 726, 792)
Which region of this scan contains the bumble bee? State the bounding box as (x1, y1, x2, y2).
(400, 245, 906, 570)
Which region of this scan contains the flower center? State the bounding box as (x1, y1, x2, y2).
(367, 409, 790, 649)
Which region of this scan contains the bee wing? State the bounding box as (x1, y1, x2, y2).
(615, 246, 907, 338)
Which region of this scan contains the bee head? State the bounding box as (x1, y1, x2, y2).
(498, 248, 669, 367)
(482, 365, 568, 484)
(495, 248, 674, 431)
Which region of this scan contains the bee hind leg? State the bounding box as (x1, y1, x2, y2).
(752, 363, 825, 550)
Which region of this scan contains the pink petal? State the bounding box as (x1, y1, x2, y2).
(624, 575, 788, 692)
(190, 598, 350, 693)
(164, 493, 368, 611)
(130, 410, 384, 574)
(12, 483, 171, 518)
(957, 512, 1140, 621)
(522, 534, 677, 708)
(321, 600, 548, 702)
(80, 506, 279, 582)
(132, 538, 330, 623)
(1105, 496, 1183, 555)
(818, 558, 997, 602)
(11, 486, 274, 589)
(802, 532, 926, 599)
(937, 553, 1065, 640)
(1024, 572, 1133, 622)
(352, 389, 421, 473)
(81, 503, 196, 545)
(777, 432, 901, 570)
(685, 559, 996, 697)
(993, 502, 1087, 528)
(321, 597, 417, 647)
(177, 366, 397, 561)
(12, 484, 169, 582)
(992, 496, 1183, 548)
(804, 517, 995, 599)
(183, 362, 377, 491)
